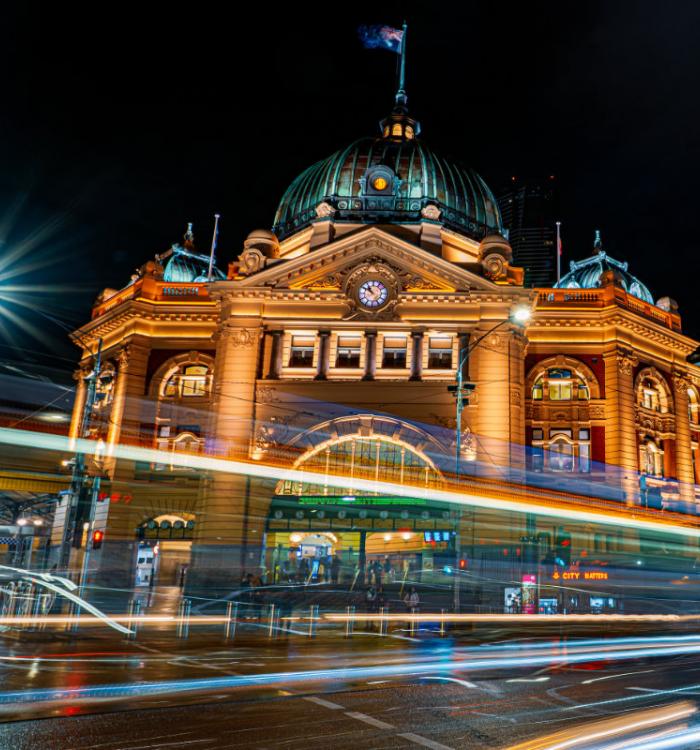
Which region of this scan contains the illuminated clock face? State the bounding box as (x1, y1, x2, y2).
(358, 280, 389, 309)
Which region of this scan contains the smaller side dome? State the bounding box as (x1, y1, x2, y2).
(656, 296, 679, 313)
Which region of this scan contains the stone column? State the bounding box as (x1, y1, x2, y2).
(363, 330, 377, 381)
(673, 371, 696, 505)
(603, 348, 639, 504)
(190, 319, 263, 595)
(68, 368, 88, 449)
(471, 325, 512, 471)
(409, 331, 424, 381)
(268, 330, 283, 379)
(315, 330, 330, 380)
(508, 331, 528, 469)
(105, 348, 130, 463)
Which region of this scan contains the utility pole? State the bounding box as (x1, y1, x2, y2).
(59, 337, 103, 573)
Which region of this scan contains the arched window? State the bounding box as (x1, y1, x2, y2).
(637, 376, 666, 413)
(277, 435, 441, 496)
(532, 368, 590, 401)
(162, 363, 211, 399)
(640, 439, 663, 477)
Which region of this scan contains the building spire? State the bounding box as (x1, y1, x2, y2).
(380, 22, 420, 141)
(593, 229, 603, 254)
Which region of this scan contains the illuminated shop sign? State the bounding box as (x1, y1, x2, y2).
(552, 569, 609, 581)
(162, 286, 200, 296)
(298, 496, 428, 506)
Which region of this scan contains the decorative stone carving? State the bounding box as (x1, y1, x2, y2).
(402, 274, 443, 291)
(420, 204, 441, 221)
(590, 405, 605, 419)
(617, 349, 639, 376)
(673, 370, 692, 393)
(238, 248, 266, 275)
(315, 201, 336, 218)
(510, 389, 521, 406)
(313, 273, 342, 289)
(481, 252, 507, 281)
(220, 326, 259, 348)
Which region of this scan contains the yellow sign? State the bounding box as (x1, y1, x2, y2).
(552, 569, 608, 581)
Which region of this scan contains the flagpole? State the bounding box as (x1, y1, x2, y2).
(556, 220, 561, 284)
(207, 213, 220, 281)
(397, 21, 407, 104)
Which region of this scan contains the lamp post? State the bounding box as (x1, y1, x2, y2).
(449, 305, 531, 611)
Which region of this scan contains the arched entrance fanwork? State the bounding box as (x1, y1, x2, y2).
(266, 415, 454, 585)
(275, 414, 445, 496)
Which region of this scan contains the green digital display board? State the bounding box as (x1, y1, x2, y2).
(297, 495, 428, 506)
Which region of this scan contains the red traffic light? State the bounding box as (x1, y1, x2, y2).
(459, 559, 467, 569)
(92, 529, 104, 549)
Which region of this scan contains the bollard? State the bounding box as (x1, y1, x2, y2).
(126, 598, 141, 640)
(378, 606, 387, 636)
(409, 607, 417, 637)
(225, 601, 238, 639)
(177, 597, 191, 639)
(440, 608, 447, 637)
(308, 605, 319, 638)
(345, 606, 355, 638)
(267, 604, 278, 638)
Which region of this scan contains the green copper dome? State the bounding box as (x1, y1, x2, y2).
(555, 231, 655, 305)
(272, 135, 502, 242)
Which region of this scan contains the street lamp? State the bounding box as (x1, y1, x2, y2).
(449, 304, 532, 611)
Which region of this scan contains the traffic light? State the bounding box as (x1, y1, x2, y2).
(554, 527, 571, 567)
(447, 382, 477, 405)
(459, 558, 467, 569)
(92, 529, 104, 550)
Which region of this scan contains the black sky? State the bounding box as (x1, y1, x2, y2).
(2, 1, 700, 373)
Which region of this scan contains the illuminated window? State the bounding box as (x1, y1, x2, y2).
(372, 176, 389, 191)
(289, 335, 315, 367)
(382, 336, 407, 369)
(163, 363, 210, 399)
(549, 438, 574, 472)
(532, 368, 590, 401)
(405, 125, 414, 139)
(391, 124, 402, 137)
(640, 439, 663, 476)
(336, 336, 361, 368)
(427, 337, 452, 369)
(640, 378, 661, 411)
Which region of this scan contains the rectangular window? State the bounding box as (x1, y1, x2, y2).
(579, 443, 591, 473)
(427, 337, 453, 369)
(549, 381, 572, 400)
(579, 428, 590, 440)
(180, 365, 207, 397)
(531, 445, 544, 472)
(532, 382, 544, 400)
(532, 428, 544, 441)
(289, 335, 315, 367)
(336, 336, 361, 368)
(382, 336, 407, 369)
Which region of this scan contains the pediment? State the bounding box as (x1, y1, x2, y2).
(233, 226, 500, 294)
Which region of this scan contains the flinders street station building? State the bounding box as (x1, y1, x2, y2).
(54, 89, 700, 612)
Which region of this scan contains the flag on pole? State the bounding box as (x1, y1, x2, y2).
(358, 25, 404, 53)
(555, 221, 562, 284)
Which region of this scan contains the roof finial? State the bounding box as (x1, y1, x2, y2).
(593, 229, 602, 253)
(184, 222, 195, 250)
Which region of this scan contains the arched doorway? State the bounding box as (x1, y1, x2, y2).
(137, 513, 195, 587)
(266, 415, 452, 584)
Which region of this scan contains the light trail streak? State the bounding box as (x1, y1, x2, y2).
(504, 701, 696, 749)
(2, 427, 700, 540)
(4, 640, 700, 706)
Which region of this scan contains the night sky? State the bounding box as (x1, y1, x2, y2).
(3, 1, 700, 376)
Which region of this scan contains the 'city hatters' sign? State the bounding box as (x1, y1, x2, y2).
(551, 568, 609, 581)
